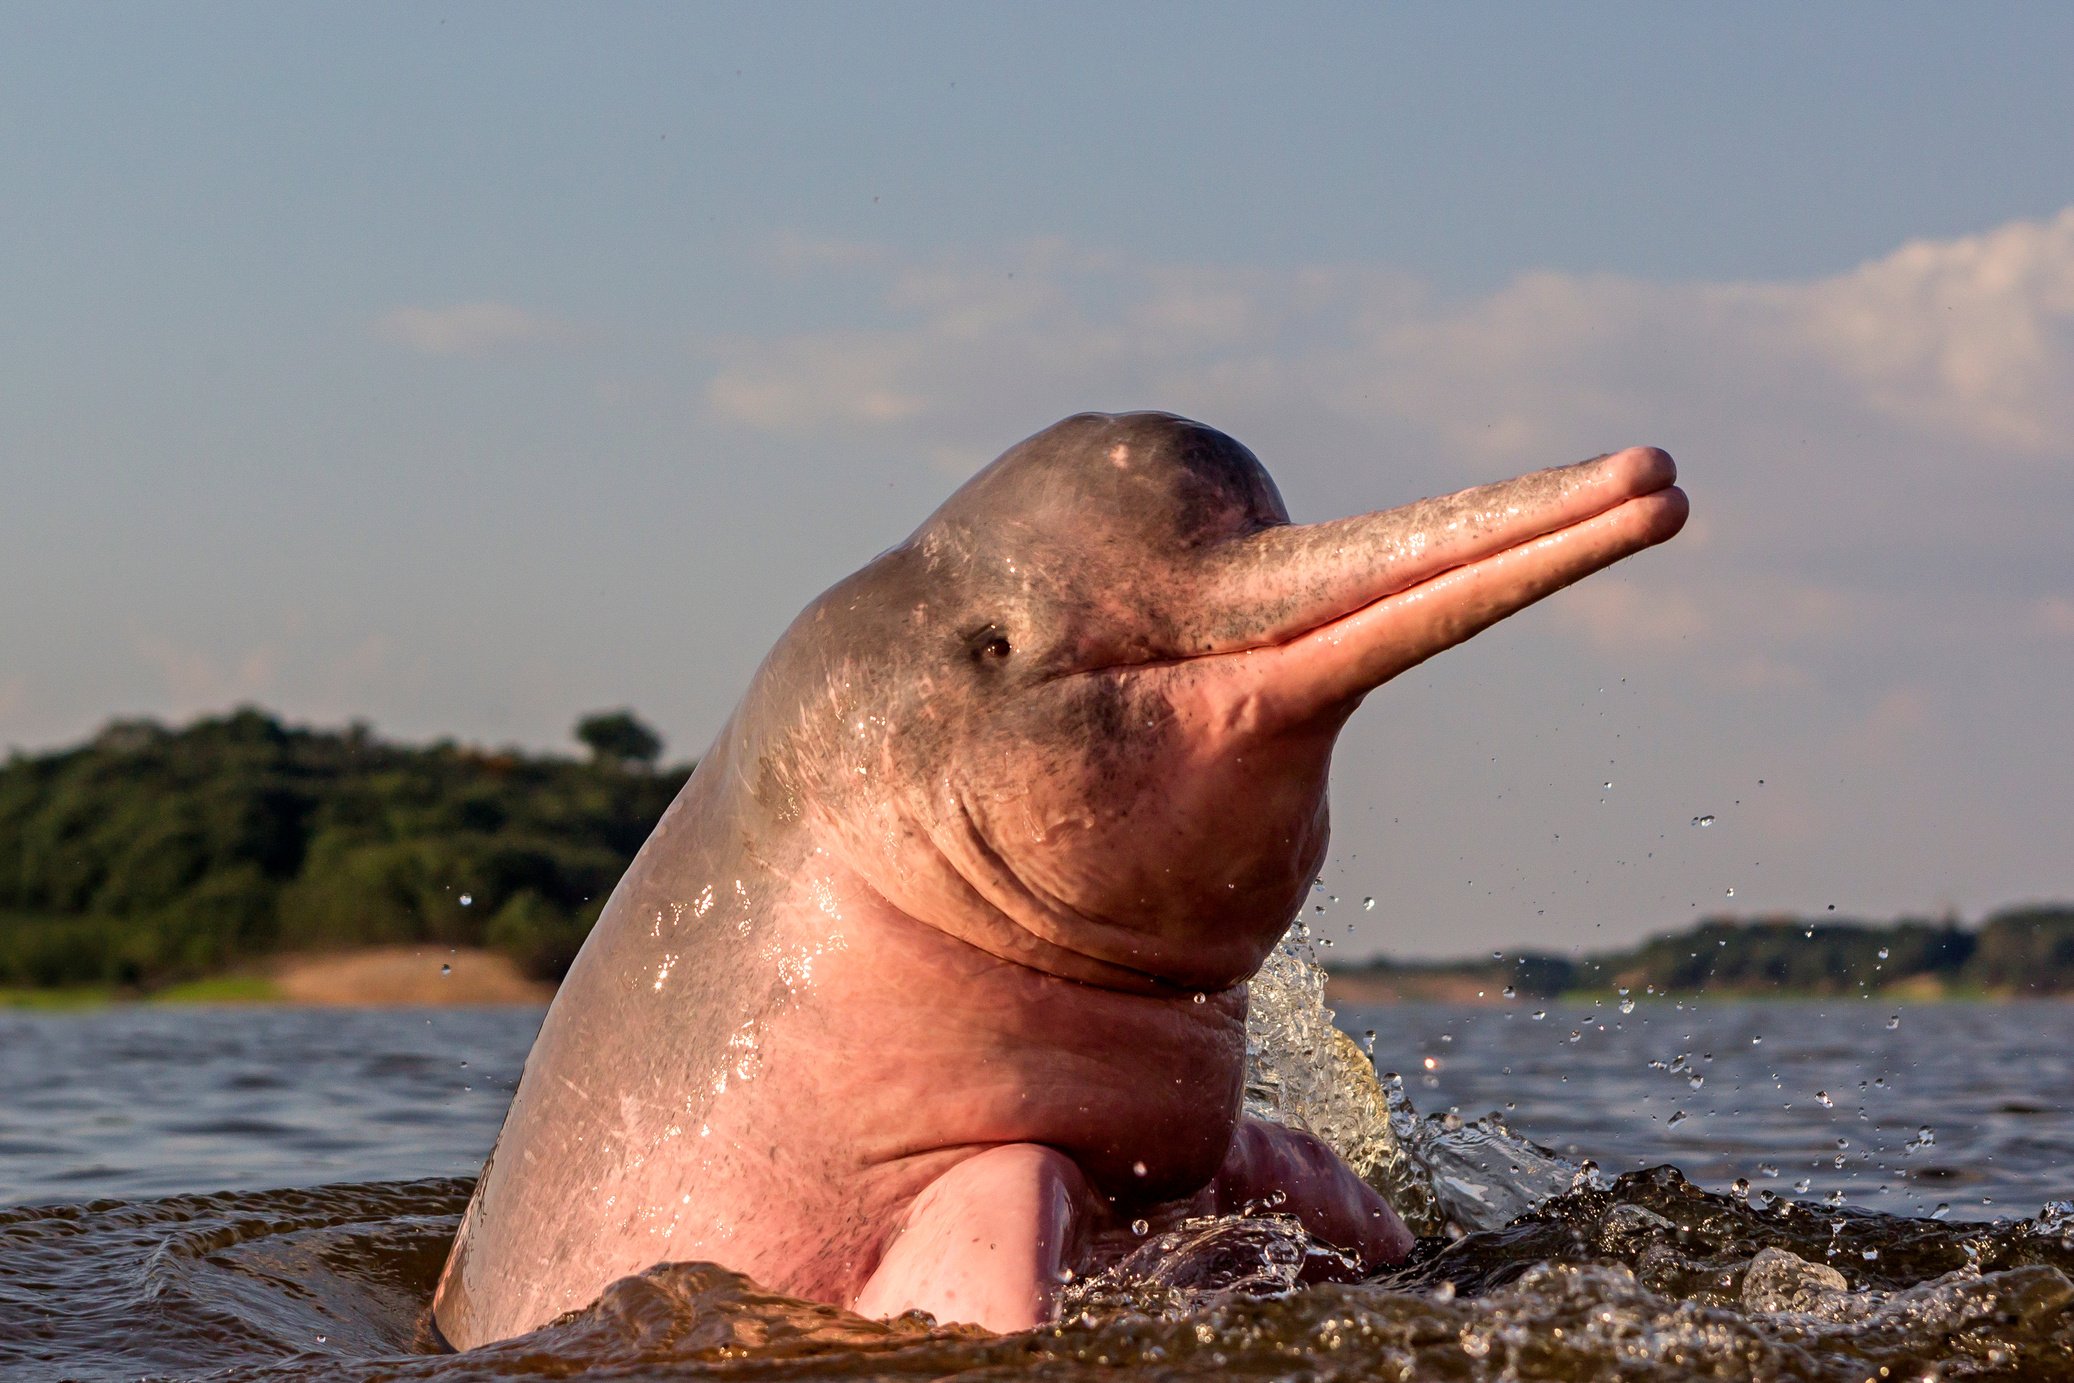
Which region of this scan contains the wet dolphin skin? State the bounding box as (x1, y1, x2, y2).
(433, 412, 1687, 1347)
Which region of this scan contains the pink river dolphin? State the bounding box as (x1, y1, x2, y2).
(432, 412, 1687, 1347)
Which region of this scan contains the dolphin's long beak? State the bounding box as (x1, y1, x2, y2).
(1189, 447, 1687, 727)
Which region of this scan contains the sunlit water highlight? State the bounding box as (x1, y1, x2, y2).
(3, 941, 2071, 1381)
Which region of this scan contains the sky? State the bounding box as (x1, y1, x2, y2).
(3, 5, 2071, 960)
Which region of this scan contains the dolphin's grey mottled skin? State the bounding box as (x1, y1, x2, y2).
(433, 413, 1686, 1347)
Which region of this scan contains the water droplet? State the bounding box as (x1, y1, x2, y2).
(1887, 1013, 1901, 1029)
(458, 893, 473, 907)
(1532, 1009, 1547, 1021)
(1667, 1109, 1688, 1127)
(1362, 897, 1376, 911)
(439, 964, 452, 976)
(1130, 1218, 1149, 1237)
(1731, 1177, 1750, 1200)
(1422, 1055, 1439, 1070)
(1502, 986, 1517, 999)
(1687, 1072, 1706, 1090)
(1876, 946, 1890, 961)
(1691, 814, 1715, 827)
(1861, 1247, 1879, 1260)
(1191, 992, 1206, 1005)
(1131, 1161, 1147, 1177)
(1603, 781, 1613, 790)
(1932, 1202, 1951, 1220)
(1794, 1178, 1811, 1193)
(1619, 997, 1636, 1014)
(1725, 886, 1735, 897)
(1815, 1090, 1834, 1107)
(1751, 1034, 1763, 1045)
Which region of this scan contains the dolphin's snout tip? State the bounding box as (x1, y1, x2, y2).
(1638, 483, 1691, 545)
(1607, 445, 1677, 494)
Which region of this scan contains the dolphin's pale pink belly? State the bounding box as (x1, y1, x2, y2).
(646, 935, 1245, 1304)
(449, 900, 1246, 1328)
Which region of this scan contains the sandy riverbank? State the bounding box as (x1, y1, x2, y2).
(267, 946, 554, 1005)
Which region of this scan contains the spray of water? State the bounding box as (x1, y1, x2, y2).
(1241, 921, 1590, 1238)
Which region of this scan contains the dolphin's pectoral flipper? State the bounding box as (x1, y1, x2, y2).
(851, 1144, 1094, 1332)
(1209, 1118, 1415, 1269)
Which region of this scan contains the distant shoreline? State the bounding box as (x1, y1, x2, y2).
(7, 710, 2069, 1008)
(1321, 970, 2047, 1007)
(1320, 907, 2074, 1005)
(0, 946, 552, 1010)
(7, 944, 2067, 1013)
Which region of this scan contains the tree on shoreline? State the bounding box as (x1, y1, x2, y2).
(574, 710, 664, 771)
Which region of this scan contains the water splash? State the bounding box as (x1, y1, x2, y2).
(1240, 923, 1586, 1239)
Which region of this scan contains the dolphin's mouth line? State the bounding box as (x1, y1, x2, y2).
(1058, 482, 1682, 689)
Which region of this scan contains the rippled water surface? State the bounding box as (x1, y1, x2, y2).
(3, 990, 2071, 1381)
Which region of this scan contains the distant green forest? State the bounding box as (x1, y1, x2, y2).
(1333, 908, 2074, 999)
(0, 708, 688, 990)
(6, 708, 2069, 999)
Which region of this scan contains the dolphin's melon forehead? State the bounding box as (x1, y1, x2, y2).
(920, 412, 1291, 546)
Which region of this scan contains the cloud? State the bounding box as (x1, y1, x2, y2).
(1550, 578, 1707, 652)
(706, 332, 929, 430)
(696, 213, 2074, 691)
(1783, 210, 2074, 454)
(124, 629, 407, 729)
(699, 210, 2074, 468)
(134, 635, 278, 709)
(1848, 686, 1934, 763)
(1293, 207, 2074, 466)
(377, 301, 565, 357)
(764, 229, 894, 274)
(1728, 654, 1813, 692)
(2038, 596, 2074, 639)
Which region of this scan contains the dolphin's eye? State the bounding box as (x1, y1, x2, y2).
(963, 624, 1013, 664)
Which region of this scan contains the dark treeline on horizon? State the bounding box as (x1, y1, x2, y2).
(0, 707, 689, 990)
(1333, 908, 2074, 998)
(4, 708, 2069, 997)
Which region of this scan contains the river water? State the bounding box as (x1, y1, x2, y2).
(3, 977, 2071, 1380)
